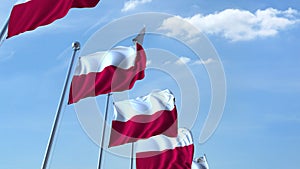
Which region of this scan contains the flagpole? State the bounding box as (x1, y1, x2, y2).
(130, 143, 134, 169)
(0, 19, 9, 45)
(97, 93, 112, 169)
(41, 42, 80, 169)
(204, 153, 208, 163)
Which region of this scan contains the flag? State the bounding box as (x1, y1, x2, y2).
(192, 155, 209, 169)
(109, 89, 178, 147)
(7, 0, 100, 38)
(68, 42, 146, 104)
(136, 128, 194, 169)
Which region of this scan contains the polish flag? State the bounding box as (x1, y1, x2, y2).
(109, 89, 178, 147)
(192, 155, 209, 169)
(7, 0, 100, 38)
(68, 42, 146, 104)
(136, 128, 194, 169)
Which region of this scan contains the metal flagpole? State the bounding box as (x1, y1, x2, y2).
(41, 42, 80, 169)
(130, 143, 134, 169)
(0, 19, 9, 46)
(97, 93, 112, 169)
(204, 153, 208, 163)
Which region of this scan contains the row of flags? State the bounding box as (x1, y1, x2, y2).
(62, 21, 209, 167)
(58, 24, 192, 167)
(2, 1, 211, 168)
(109, 89, 208, 169)
(65, 27, 208, 168)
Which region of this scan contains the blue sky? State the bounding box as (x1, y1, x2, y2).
(0, 0, 300, 169)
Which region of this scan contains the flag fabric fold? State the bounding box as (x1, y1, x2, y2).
(192, 155, 209, 169)
(136, 128, 194, 169)
(68, 42, 146, 104)
(109, 89, 178, 147)
(7, 0, 100, 38)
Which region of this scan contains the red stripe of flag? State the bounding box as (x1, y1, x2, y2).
(8, 0, 100, 38)
(109, 107, 178, 147)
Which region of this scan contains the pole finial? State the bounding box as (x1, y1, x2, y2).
(72, 41, 80, 50)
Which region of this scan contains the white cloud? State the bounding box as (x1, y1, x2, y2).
(175, 57, 191, 65)
(158, 8, 299, 42)
(158, 16, 200, 44)
(164, 57, 214, 66)
(122, 0, 152, 12)
(193, 58, 215, 65)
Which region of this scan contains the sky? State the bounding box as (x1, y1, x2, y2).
(0, 0, 300, 169)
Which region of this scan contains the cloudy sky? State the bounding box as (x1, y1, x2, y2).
(0, 0, 300, 169)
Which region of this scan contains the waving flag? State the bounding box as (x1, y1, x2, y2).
(68, 42, 146, 104)
(109, 89, 178, 147)
(7, 0, 100, 38)
(136, 128, 194, 169)
(192, 155, 209, 169)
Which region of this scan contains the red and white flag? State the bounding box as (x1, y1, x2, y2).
(7, 0, 100, 38)
(68, 42, 146, 104)
(109, 89, 178, 147)
(136, 128, 194, 169)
